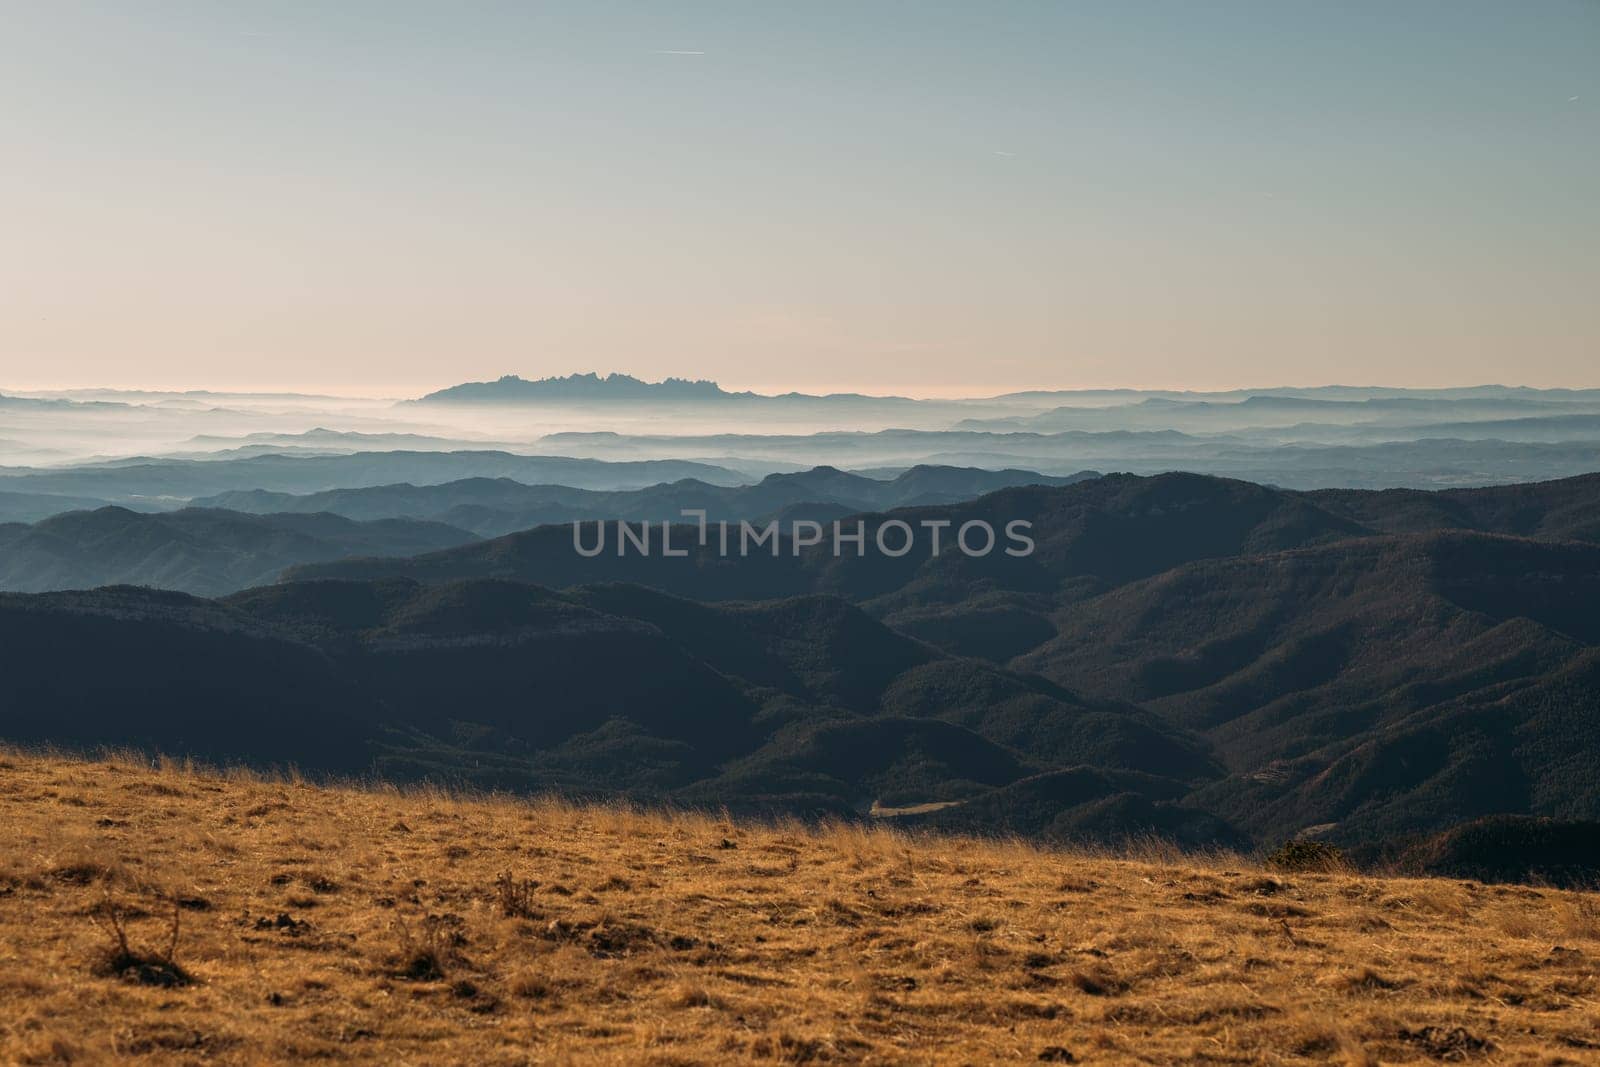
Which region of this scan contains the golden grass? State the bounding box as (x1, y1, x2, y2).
(2, 749, 1598, 1064)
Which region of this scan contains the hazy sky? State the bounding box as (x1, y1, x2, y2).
(3, 2, 1596, 396)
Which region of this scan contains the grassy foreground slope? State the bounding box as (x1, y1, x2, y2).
(3, 752, 1599, 1065)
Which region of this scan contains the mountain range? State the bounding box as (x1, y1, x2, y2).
(0, 508, 477, 596)
(12, 380, 1600, 491)
(0, 451, 746, 507)
(0, 465, 1094, 593)
(193, 465, 1099, 536)
(5, 471, 1600, 877)
(408, 375, 1600, 410)
(413, 372, 735, 404)
(533, 427, 1600, 489)
(409, 371, 934, 406)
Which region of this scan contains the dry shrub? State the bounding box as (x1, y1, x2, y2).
(391, 912, 466, 980)
(88, 894, 191, 988)
(494, 870, 540, 919)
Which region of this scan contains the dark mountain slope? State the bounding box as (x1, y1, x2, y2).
(227, 579, 765, 788)
(692, 717, 1040, 813)
(0, 507, 477, 596)
(230, 577, 1215, 795)
(285, 472, 1370, 664)
(0, 587, 374, 768)
(284, 520, 815, 599)
(1015, 533, 1600, 844)
(561, 584, 1220, 783)
(567, 585, 937, 714)
(869, 473, 1600, 661)
(982, 471, 1370, 588)
(1019, 532, 1598, 727)
(293, 470, 1599, 671)
(0, 575, 1222, 826)
(902, 767, 1246, 849)
(285, 470, 1600, 608)
(1308, 473, 1600, 544)
(830, 474, 1369, 656)
(1385, 814, 1600, 888)
(878, 661, 1219, 781)
(1243, 645, 1600, 846)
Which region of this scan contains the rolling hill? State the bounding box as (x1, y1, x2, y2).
(1, 578, 1216, 835)
(1019, 532, 1600, 843)
(0, 508, 478, 596)
(193, 465, 1099, 537)
(0, 450, 746, 506)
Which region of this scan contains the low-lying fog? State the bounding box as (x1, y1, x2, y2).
(5, 381, 1600, 513)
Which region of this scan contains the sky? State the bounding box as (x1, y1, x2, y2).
(2, 1, 1596, 397)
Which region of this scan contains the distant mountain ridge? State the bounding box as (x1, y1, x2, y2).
(414, 372, 728, 404)
(14, 380, 1600, 493)
(410, 377, 1600, 408)
(0, 450, 747, 505)
(0, 507, 478, 597)
(0, 465, 1096, 594)
(532, 426, 1600, 490)
(195, 464, 1101, 536)
(409, 372, 925, 405)
(293, 469, 1600, 604)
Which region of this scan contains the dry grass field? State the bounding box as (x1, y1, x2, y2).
(2, 750, 1599, 1065)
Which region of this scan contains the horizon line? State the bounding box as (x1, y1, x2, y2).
(10, 377, 1600, 404)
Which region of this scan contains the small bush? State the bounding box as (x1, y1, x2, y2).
(89, 896, 192, 988)
(494, 870, 540, 919)
(392, 912, 466, 980)
(1267, 840, 1345, 873)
